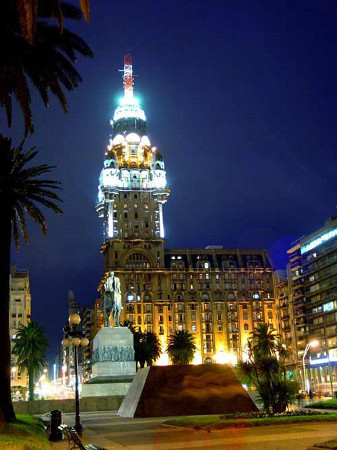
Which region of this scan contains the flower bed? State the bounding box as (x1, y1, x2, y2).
(220, 409, 326, 420)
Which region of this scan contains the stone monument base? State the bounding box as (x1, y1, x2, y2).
(118, 364, 258, 417)
(82, 327, 136, 398)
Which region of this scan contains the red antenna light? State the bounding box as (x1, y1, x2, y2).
(123, 54, 133, 99)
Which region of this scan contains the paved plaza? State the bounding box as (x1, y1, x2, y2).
(51, 411, 337, 450)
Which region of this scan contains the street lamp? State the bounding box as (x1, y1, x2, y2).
(302, 340, 319, 392)
(62, 313, 89, 434)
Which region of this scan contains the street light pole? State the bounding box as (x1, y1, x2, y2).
(302, 340, 319, 392)
(62, 313, 89, 435)
(73, 344, 81, 433)
(302, 344, 310, 392)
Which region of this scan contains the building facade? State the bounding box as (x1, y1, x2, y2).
(10, 265, 31, 400)
(95, 55, 278, 365)
(287, 217, 337, 394)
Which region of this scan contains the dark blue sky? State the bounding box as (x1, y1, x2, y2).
(8, 0, 337, 359)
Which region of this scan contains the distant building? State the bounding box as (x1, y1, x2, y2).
(287, 217, 337, 393)
(10, 265, 31, 400)
(94, 55, 278, 365)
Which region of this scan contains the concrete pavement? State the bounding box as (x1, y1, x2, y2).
(50, 411, 337, 450)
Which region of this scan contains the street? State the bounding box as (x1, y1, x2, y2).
(55, 411, 337, 450)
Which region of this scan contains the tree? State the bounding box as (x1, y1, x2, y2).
(139, 332, 161, 368)
(0, 135, 62, 421)
(12, 0, 90, 43)
(237, 324, 298, 414)
(0, 0, 93, 135)
(13, 322, 48, 401)
(166, 330, 197, 365)
(124, 322, 161, 368)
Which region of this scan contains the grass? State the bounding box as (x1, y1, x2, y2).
(305, 399, 337, 410)
(165, 412, 337, 431)
(0, 414, 51, 449)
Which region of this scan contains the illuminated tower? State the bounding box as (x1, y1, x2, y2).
(96, 55, 170, 270)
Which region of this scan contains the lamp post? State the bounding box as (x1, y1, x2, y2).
(302, 340, 319, 392)
(62, 313, 89, 434)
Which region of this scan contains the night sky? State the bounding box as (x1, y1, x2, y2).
(6, 0, 337, 362)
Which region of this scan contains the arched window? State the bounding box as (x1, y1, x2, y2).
(125, 253, 151, 269)
(227, 293, 235, 301)
(244, 323, 249, 331)
(143, 293, 152, 302)
(202, 294, 209, 301)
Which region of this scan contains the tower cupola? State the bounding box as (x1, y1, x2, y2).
(96, 55, 170, 243)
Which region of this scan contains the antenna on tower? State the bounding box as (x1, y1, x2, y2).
(123, 54, 133, 100)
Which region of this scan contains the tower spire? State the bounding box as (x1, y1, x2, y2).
(123, 54, 133, 100)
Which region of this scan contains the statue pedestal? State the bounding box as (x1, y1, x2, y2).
(82, 327, 136, 398)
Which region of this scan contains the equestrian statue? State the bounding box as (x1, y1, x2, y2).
(102, 271, 123, 327)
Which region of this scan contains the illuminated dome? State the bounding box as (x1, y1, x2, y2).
(113, 98, 146, 123)
(141, 136, 151, 146)
(125, 133, 141, 143)
(112, 134, 124, 145)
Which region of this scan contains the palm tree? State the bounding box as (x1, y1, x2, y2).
(12, 0, 90, 43)
(0, 1, 93, 135)
(166, 330, 197, 365)
(13, 322, 48, 401)
(124, 322, 161, 368)
(251, 323, 276, 357)
(0, 135, 62, 421)
(141, 332, 161, 368)
(237, 324, 298, 414)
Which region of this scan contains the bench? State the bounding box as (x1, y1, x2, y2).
(58, 425, 106, 450)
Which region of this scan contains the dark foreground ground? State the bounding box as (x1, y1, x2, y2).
(51, 411, 337, 450)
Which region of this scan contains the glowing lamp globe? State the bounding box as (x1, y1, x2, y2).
(69, 313, 81, 325)
(80, 337, 89, 347)
(71, 337, 81, 347)
(62, 338, 70, 347)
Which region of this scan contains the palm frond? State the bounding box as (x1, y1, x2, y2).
(0, 1, 93, 135)
(0, 135, 62, 251)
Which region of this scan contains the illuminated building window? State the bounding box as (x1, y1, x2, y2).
(192, 325, 196, 332)
(218, 324, 223, 332)
(244, 323, 249, 331)
(243, 313, 248, 320)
